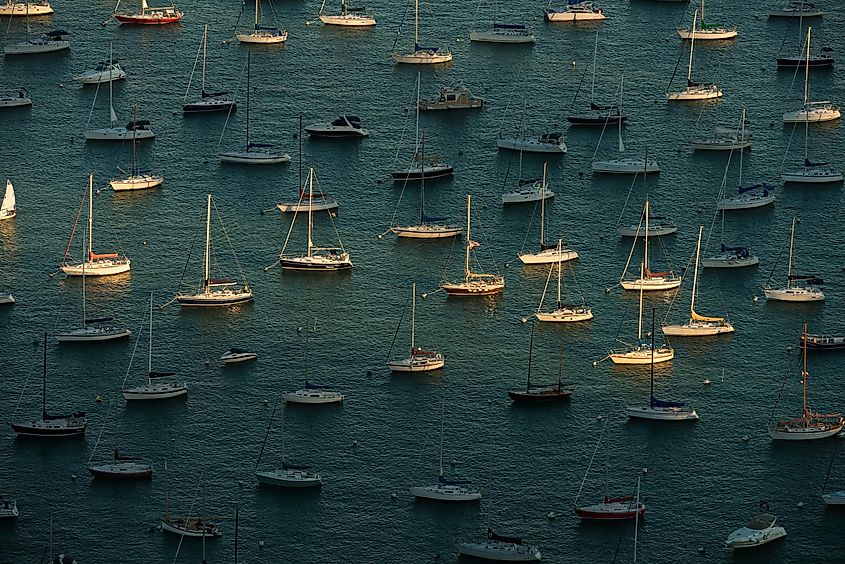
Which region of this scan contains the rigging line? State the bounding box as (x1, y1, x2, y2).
(314, 173, 348, 252)
(84, 80, 101, 131)
(498, 57, 528, 135)
(822, 440, 840, 494)
(567, 65, 589, 115)
(573, 415, 609, 507)
(233, 0, 245, 35)
(614, 172, 640, 228)
(171, 468, 206, 564)
(518, 198, 540, 255)
(666, 36, 687, 95)
(385, 291, 410, 362)
(61, 184, 88, 265)
(702, 144, 734, 255)
(10, 337, 41, 422)
(439, 233, 458, 283)
(183, 29, 204, 104)
(277, 188, 304, 259)
(763, 225, 791, 289)
(215, 57, 248, 153)
(662, 230, 698, 322)
(255, 389, 283, 470)
(591, 77, 622, 161)
(618, 191, 644, 284)
(212, 197, 250, 284)
(268, 0, 282, 29)
(390, 86, 415, 168)
(175, 219, 201, 293)
(767, 352, 800, 428)
(780, 122, 799, 170)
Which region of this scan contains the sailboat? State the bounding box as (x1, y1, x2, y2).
(387, 283, 445, 372)
(236, 0, 287, 44)
(0, 87, 31, 107)
(218, 54, 290, 164)
(619, 200, 681, 292)
(667, 10, 723, 102)
(782, 28, 839, 123)
(677, 0, 737, 40)
(392, 0, 452, 64)
(717, 113, 775, 210)
(114, 0, 183, 25)
(0, 180, 16, 220)
(508, 327, 573, 401)
(74, 44, 126, 85)
(255, 396, 323, 488)
(277, 118, 339, 213)
(457, 528, 541, 562)
(110, 126, 163, 191)
(610, 262, 675, 366)
(469, 1, 534, 44)
(567, 33, 625, 125)
(84, 76, 154, 141)
(183, 25, 236, 114)
(517, 166, 577, 263)
(764, 218, 824, 302)
(122, 294, 187, 400)
(534, 240, 592, 322)
(691, 109, 752, 151)
(769, 1, 823, 18)
(776, 10, 832, 67)
(160, 465, 222, 538)
(11, 334, 87, 437)
(545, 0, 606, 22)
(60, 176, 130, 277)
(3, 4, 69, 56)
(175, 194, 254, 307)
(410, 400, 481, 502)
(573, 418, 645, 520)
(278, 168, 353, 271)
(0, 1, 53, 16)
(663, 226, 735, 336)
(318, 0, 376, 26)
(769, 323, 843, 440)
(440, 195, 505, 296)
(592, 77, 659, 174)
(627, 310, 700, 421)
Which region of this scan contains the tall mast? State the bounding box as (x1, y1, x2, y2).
(204, 194, 212, 287)
(556, 239, 562, 308)
(526, 322, 534, 390)
(643, 199, 649, 273)
(802, 322, 808, 417)
(738, 109, 746, 187)
(633, 476, 641, 564)
(254, 0, 259, 29)
(803, 28, 811, 106)
(234, 508, 240, 564)
(410, 283, 416, 351)
(163, 460, 170, 519)
(42, 332, 47, 417)
(539, 163, 547, 247)
(637, 261, 644, 341)
(108, 62, 116, 126)
(688, 10, 698, 83)
(245, 53, 251, 150)
(787, 218, 796, 288)
(617, 75, 625, 154)
(148, 292, 153, 375)
(307, 168, 314, 257)
(414, 0, 419, 47)
(690, 225, 703, 316)
(419, 131, 426, 224)
(650, 308, 655, 397)
(201, 24, 208, 94)
(464, 195, 471, 280)
(87, 174, 94, 260)
(414, 72, 421, 157)
(438, 399, 444, 477)
(590, 31, 598, 105)
(700, 0, 705, 23)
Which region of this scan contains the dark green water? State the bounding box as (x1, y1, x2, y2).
(1, 0, 845, 562)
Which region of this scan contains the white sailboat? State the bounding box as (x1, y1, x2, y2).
(159, 466, 221, 538)
(175, 194, 254, 307)
(218, 54, 290, 164)
(769, 1, 823, 18)
(782, 28, 839, 123)
(440, 195, 505, 297)
(619, 200, 681, 292)
(517, 165, 577, 264)
(387, 283, 445, 372)
(764, 218, 824, 302)
(0, 87, 31, 107)
(691, 110, 752, 150)
(110, 127, 163, 191)
(667, 10, 723, 102)
(534, 240, 592, 323)
(662, 226, 735, 336)
(84, 76, 154, 141)
(236, 0, 287, 44)
(566, 33, 625, 126)
(768, 323, 843, 440)
(457, 529, 541, 562)
(717, 114, 775, 210)
(61, 175, 131, 277)
(544, 0, 606, 22)
(410, 400, 481, 502)
(592, 77, 659, 174)
(3, 12, 68, 56)
(702, 196, 759, 269)
(470, 1, 534, 44)
(392, 0, 451, 64)
(278, 168, 353, 271)
(122, 294, 187, 400)
(74, 44, 126, 85)
(255, 398, 323, 488)
(0, 180, 16, 220)
(609, 262, 674, 366)
(677, 0, 737, 40)
(318, 0, 376, 26)
(0, 1, 53, 16)
(626, 309, 699, 420)
(183, 25, 236, 114)
(497, 132, 566, 154)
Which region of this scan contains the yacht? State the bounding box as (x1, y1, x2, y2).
(544, 1, 606, 22)
(725, 514, 787, 549)
(497, 132, 566, 153)
(304, 115, 368, 138)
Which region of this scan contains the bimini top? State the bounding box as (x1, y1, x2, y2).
(487, 528, 523, 545)
(414, 43, 441, 53)
(46, 30, 70, 38)
(747, 514, 777, 530)
(737, 182, 771, 195)
(805, 158, 829, 167)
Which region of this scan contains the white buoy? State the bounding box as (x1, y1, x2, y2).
(753, 296, 759, 302)
(642, 467, 648, 474)
(597, 415, 604, 421)
(797, 501, 804, 508)
(71, 474, 77, 480)
(547, 511, 556, 520)
(697, 547, 705, 554)
(520, 317, 528, 324)
(258, 541, 265, 549)
(742, 435, 749, 442)
(352, 439, 358, 447)
(703, 379, 711, 385)
(592, 361, 598, 366)
(391, 492, 397, 500)
(263, 399, 269, 405)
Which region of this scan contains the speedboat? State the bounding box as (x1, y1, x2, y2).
(304, 115, 368, 138)
(419, 86, 483, 111)
(469, 23, 535, 44)
(255, 465, 322, 488)
(74, 60, 127, 85)
(457, 530, 541, 562)
(545, 1, 606, 22)
(725, 514, 786, 549)
(0, 88, 32, 107)
(0, 2, 53, 16)
(501, 179, 554, 204)
(220, 348, 258, 364)
(284, 381, 345, 404)
(4, 30, 69, 55)
(701, 245, 759, 268)
(497, 132, 566, 153)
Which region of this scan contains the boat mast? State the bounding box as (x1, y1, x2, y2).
(637, 261, 644, 341)
(42, 331, 47, 418)
(643, 199, 649, 275)
(803, 28, 811, 106)
(419, 132, 426, 224)
(802, 322, 809, 418)
(650, 308, 655, 397)
(557, 345, 563, 391)
(245, 53, 251, 150)
(787, 218, 795, 288)
(556, 239, 562, 308)
(410, 282, 416, 352)
(526, 322, 534, 391)
(148, 292, 153, 376)
(633, 476, 641, 564)
(438, 399, 445, 477)
(87, 174, 94, 261)
(690, 225, 703, 317)
(163, 460, 170, 520)
(414, 72, 421, 161)
(307, 168, 314, 258)
(108, 61, 116, 126)
(414, 0, 419, 49)
(201, 24, 207, 94)
(589, 31, 598, 106)
(539, 163, 547, 247)
(738, 108, 745, 187)
(254, 0, 259, 30)
(464, 195, 472, 280)
(204, 194, 212, 290)
(687, 10, 698, 84)
(617, 76, 624, 154)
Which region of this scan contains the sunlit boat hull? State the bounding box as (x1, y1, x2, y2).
(661, 322, 735, 336)
(764, 288, 824, 302)
(625, 406, 699, 420)
(61, 259, 131, 276)
(319, 14, 376, 26)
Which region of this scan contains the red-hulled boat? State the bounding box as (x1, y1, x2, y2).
(574, 495, 646, 520)
(114, 1, 183, 25)
(87, 450, 153, 480)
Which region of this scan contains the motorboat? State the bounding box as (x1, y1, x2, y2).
(419, 86, 483, 111)
(457, 530, 541, 562)
(768, 1, 823, 17)
(0, 498, 18, 519)
(319, 0, 376, 26)
(255, 466, 322, 488)
(285, 381, 344, 404)
(0, 2, 53, 16)
(74, 59, 126, 85)
(4, 29, 69, 55)
(501, 178, 554, 204)
(304, 115, 368, 138)
(0, 88, 31, 107)
(717, 184, 775, 210)
(115, 1, 183, 24)
(497, 132, 566, 153)
(701, 244, 759, 268)
(470, 23, 535, 44)
(544, 1, 606, 22)
(725, 514, 787, 548)
(220, 348, 258, 364)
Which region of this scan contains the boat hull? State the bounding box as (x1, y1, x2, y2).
(218, 151, 291, 165)
(667, 88, 724, 101)
(110, 175, 164, 191)
(115, 14, 183, 25)
(566, 114, 626, 125)
(501, 190, 554, 204)
(277, 198, 338, 213)
(279, 256, 353, 271)
(701, 255, 759, 268)
(387, 358, 445, 372)
(764, 288, 824, 302)
(592, 159, 660, 174)
(691, 140, 751, 151)
(221, 352, 258, 364)
(303, 127, 368, 138)
(497, 138, 567, 153)
(182, 100, 236, 114)
(55, 328, 132, 342)
(391, 165, 454, 181)
(469, 31, 535, 44)
(661, 322, 735, 336)
(609, 348, 674, 365)
(545, 10, 606, 22)
(160, 519, 221, 538)
(777, 56, 833, 68)
(61, 259, 131, 276)
(457, 541, 541, 562)
(822, 490, 845, 505)
(0, 98, 32, 108)
(677, 29, 737, 40)
(393, 51, 452, 64)
(409, 485, 481, 502)
(176, 291, 254, 307)
(768, 423, 843, 440)
(255, 470, 322, 488)
(617, 226, 677, 237)
(782, 170, 843, 184)
(620, 277, 682, 291)
(122, 384, 188, 400)
(507, 389, 572, 402)
(391, 225, 462, 239)
(11, 420, 86, 437)
(4, 41, 69, 55)
(75, 71, 127, 85)
(319, 14, 377, 26)
(235, 32, 288, 44)
(574, 501, 645, 520)
(717, 194, 775, 210)
(284, 392, 345, 404)
(725, 527, 787, 548)
(84, 129, 155, 141)
(534, 309, 593, 323)
(440, 280, 505, 296)
(87, 462, 153, 480)
(0, 3, 54, 16)
(783, 107, 841, 123)
(625, 406, 699, 421)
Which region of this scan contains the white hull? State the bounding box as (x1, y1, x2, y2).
(0, 97, 31, 107)
(277, 198, 337, 213)
(175, 289, 254, 307)
(592, 158, 660, 174)
(617, 225, 677, 237)
(822, 491, 845, 505)
(518, 248, 578, 264)
(387, 356, 445, 372)
(768, 426, 840, 440)
(220, 352, 258, 364)
(75, 69, 127, 85)
(469, 31, 535, 44)
(782, 170, 843, 184)
(255, 469, 322, 488)
(61, 259, 131, 276)
(284, 391, 345, 404)
(122, 383, 187, 400)
(236, 32, 288, 44)
(625, 406, 699, 420)
(218, 151, 291, 164)
(56, 327, 132, 342)
(501, 188, 554, 204)
(783, 107, 840, 123)
(393, 51, 452, 64)
(0, 292, 15, 304)
(667, 87, 724, 101)
(319, 14, 376, 26)
(764, 288, 824, 302)
(280, 253, 353, 271)
(457, 541, 541, 562)
(497, 138, 566, 153)
(717, 193, 775, 210)
(662, 322, 735, 336)
(110, 175, 163, 191)
(691, 139, 751, 151)
(390, 225, 462, 239)
(620, 277, 682, 291)
(0, 3, 54, 16)
(677, 28, 737, 40)
(545, 11, 606, 22)
(4, 40, 69, 55)
(409, 484, 481, 502)
(84, 128, 155, 141)
(609, 348, 674, 365)
(535, 308, 592, 323)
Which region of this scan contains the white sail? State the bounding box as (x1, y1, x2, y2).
(1, 180, 15, 213)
